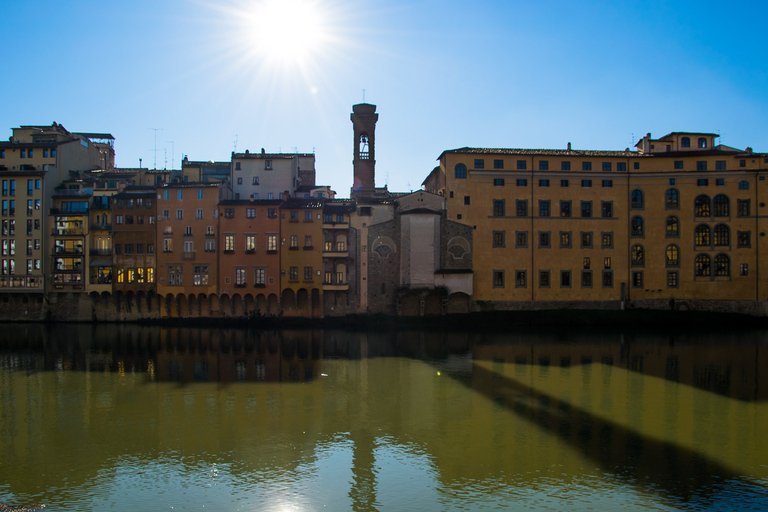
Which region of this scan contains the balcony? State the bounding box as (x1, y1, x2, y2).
(52, 228, 85, 236)
(322, 281, 349, 291)
(90, 248, 112, 257)
(323, 243, 348, 258)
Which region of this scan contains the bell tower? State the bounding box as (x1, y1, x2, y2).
(351, 103, 378, 198)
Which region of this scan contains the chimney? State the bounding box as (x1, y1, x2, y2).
(567, 142, 571, 151)
(261, 148, 266, 155)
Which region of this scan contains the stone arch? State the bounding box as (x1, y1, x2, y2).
(232, 294, 244, 317)
(114, 290, 123, 313)
(198, 294, 209, 316)
(282, 289, 297, 315)
(208, 294, 220, 316)
(256, 294, 268, 315)
(424, 292, 443, 316)
(312, 288, 322, 318)
(178, 294, 191, 317)
(297, 288, 310, 317)
(447, 236, 471, 260)
(164, 293, 178, 318)
(447, 292, 470, 314)
(219, 294, 232, 316)
(125, 291, 135, 313)
(372, 236, 396, 259)
(267, 293, 280, 315)
(400, 293, 421, 317)
(244, 294, 255, 316)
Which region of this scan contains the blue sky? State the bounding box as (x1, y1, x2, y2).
(2, 0, 766, 197)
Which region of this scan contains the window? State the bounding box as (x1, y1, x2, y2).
(737, 231, 751, 248)
(560, 270, 571, 288)
(632, 271, 644, 288)
(474, 159, 485, 169)
(267, 234, 277, 252)
(665, 189, 680, 209)
(740, 264, 749, 277)
(516, 179, 527, 187)
(740, 159, 746, 168)
(539, 232, 550, 248)
(601, 232, 613, 248)
(246, 208, 256, 218)
(176, 209, 183, 220)
(630, 189, 644, 209)
(698, 137, 708, 149)
(304, 235, 313, 248)
(560, 231, 572, 248)
(602, 162, 611, 172)
(205, 240, 215, 252)
(237, 178, 243, 185)
(493, 270, 504, 288)
(580, 201, 592, 218)
(603, 271, 613, 288)
(224, 234, 235, 252)
(581, 270, 593, 288)
(697, 162, 708, 171)
(267, 208, 277, 219)
(666, 244, 679, 267)
(714, 254, 730, 277)
(194, 265, 209, 286)
(667, 271, 679, 288)
(245, 235, 256, 252)
(713, 194, 729, 216)
(694, 195, 710, 217)
(493, 159, 504, 169)
(602, 180, 612, 188)
(714, 224, 729, 246)
(163, 238, 172, 252)
(560, 179, 569, 187)
(631, 216, 644, 237)
(695, 254, 710, 277)
(631, 244, 644, 266)
(305, 211, 312, 221)
(516, 160, 526, 170)
(235, 267, 247, 287)
(601, 201, 612, 218)
(289, 266, 299, 281)
(617, 162, 627, 172)
(255, 268, 266, 285)
(515, 271, 526, 288)
(582, 162, 592, 171)
(539, 270, 550, 288)
(516, 200, 528, 217)
(695, 225, 711, 246)
(538, 160, 549, 170)
(539, 200, 550, 217)
(739, 180, 749, 190)
(492, 231, 505, 247)
(539, 179, 550, 187)
(515, 231, 528, 248)
(581, 179, 592, 188)
(674, 160, 684, 169)
(493, 200, 505, 217)
(168, 265, 183, 286)
(494, 178, 505, 187)
(253, 176, 259, 185)
(581, 232, 592, 248)
(303, 266, 314, 282)
(666, 216, 679, 237)
(560, 200, 571, 217)
(681, 137, 691, 148)
(716, 160, 727, 170)
(290, 235, 298, 249)
(561, 162, 571, 171)
(177, 190, 183, 200)
(464, 196, 470, 205)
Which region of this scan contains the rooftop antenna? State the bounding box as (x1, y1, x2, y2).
(631, 133, 635, 147)
(164, 148, 167, 170)
(151, 128, 163, 169)
(169, 141, 175, 169)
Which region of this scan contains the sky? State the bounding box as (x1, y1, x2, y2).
(2, 0, 767, 197)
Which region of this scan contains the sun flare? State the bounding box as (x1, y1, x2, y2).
(243, 0, 330, 66)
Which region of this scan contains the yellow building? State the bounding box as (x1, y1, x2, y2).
(424, 132, 768, 310)
(279, 197, 324, 316)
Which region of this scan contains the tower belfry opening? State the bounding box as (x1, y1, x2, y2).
(350, 103, 378, 198)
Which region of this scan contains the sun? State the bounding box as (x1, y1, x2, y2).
(242, 0, 330, 67)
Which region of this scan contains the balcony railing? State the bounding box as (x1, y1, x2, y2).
(90, 248, 112, 256)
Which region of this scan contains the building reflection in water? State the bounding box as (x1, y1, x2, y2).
(0, 324, 767, 510)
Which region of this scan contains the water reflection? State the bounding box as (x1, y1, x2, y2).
(0, 324, 767, 511)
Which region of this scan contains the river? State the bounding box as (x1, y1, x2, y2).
(0, 323, 767, 511)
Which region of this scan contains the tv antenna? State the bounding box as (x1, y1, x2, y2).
(150, 128, 163, 169)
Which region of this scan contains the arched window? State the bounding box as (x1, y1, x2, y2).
(666, 215, 679, 237)
(713, 194, 729, 216)
(698, 137, 708, 148)
(694, 195, 710, 217)
(631, 244, 644, 266)
(681, 136, 691, 148)
(631, 216, 644, 237)
(714, 224, 730, 246)
(631, 189, 644, 209)
(714, 254, 730, 277)
(666, 244, 679, 267)
(695, 254, 710, 276)
(454, 163, 467, 179)
(694, 224, 711, 246)
(739, 180, 749, 190)
(359, 133, 370, 159)
(665, 188, 680, 209)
